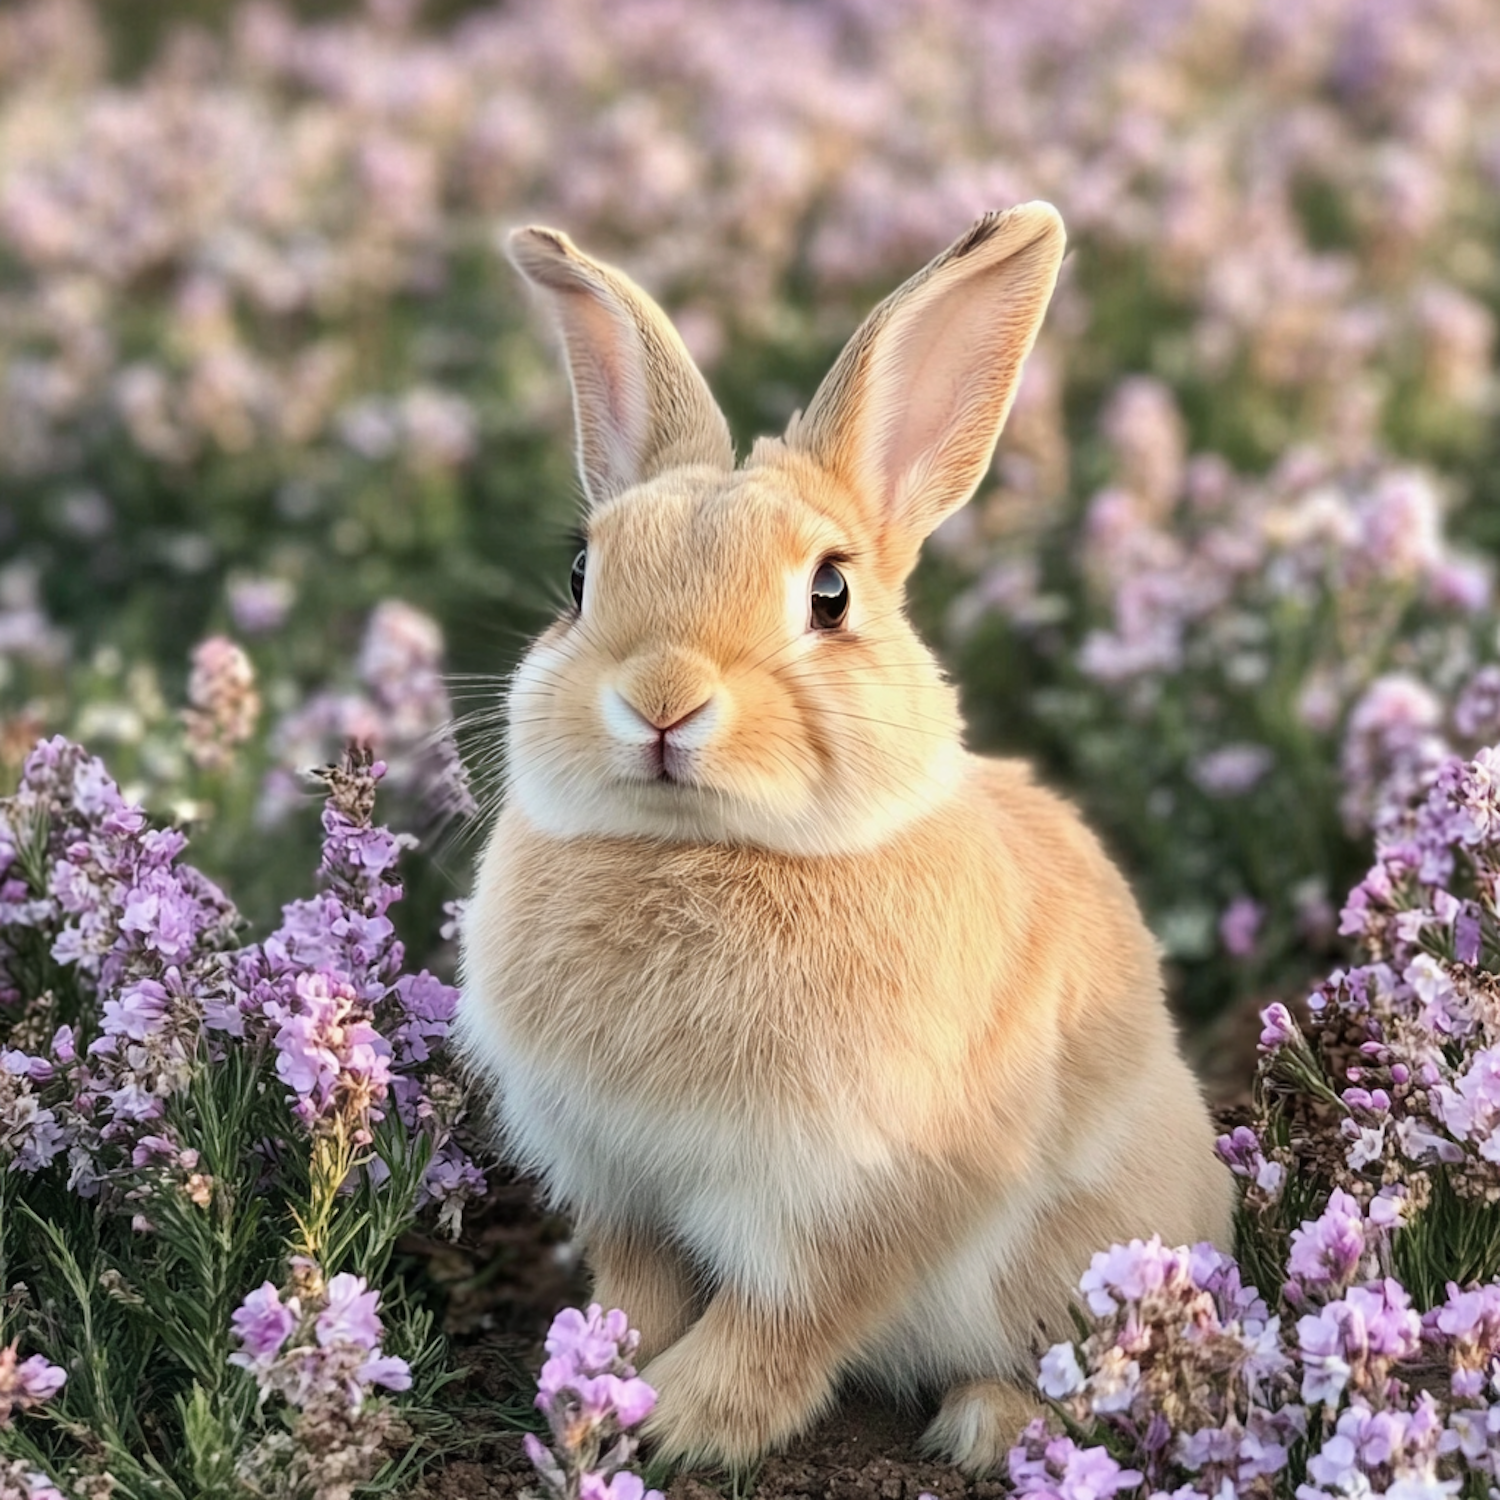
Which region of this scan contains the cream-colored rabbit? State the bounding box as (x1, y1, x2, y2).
(458, 204, 1232, 1473)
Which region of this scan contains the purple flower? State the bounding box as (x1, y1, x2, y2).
(545, 1304, 637, 1375)
(1286, 1189, 1366, 1290)
(119, 871, 205, 961)
(228, 575, 295, 635)
(1306, 1396, 1453, 1494)
(1427, 1281, 1500, 1347)
(1298, 1277, 1422, 1406)
(99, 979, 169, 1042)
(560, 1374, 656, 1428)
(1079, 1238, 1194, 1315)
(316, 1274, 384, 1352)
(390, 970, 458, 1065)
(130, 1134, 195, 1170)
(1257, 1001, 1297, 1051)
(229, 1283, 299, 1370)
(0, 1073, 67, 1175)
(1039, 1341, 1086, 1398)
(1, 1052, 52, 1085)
(265, 971, 393, 1137)
(1008, 1422, 1144, 1498)
(1191, 744, 1273, 798)
(0, 1344, 66, 1424)
(579, 1474, 663, 1500)
(1214, 1125, 1284, 1194)
(355, 1352, 412, 1392)
(1176, 1424, 1237, 1472)
(1455, 908, 1483, 965)
(1218, 896, 1263, 958)
(1431, 1045, 1500, 1162)
(1296, 1306, 1354, 1405)
(528, 1306, 658, 1500)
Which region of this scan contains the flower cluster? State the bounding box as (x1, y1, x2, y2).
(259, 600, 475, 833)
(1059, 448, 1484, 699)
(0, 736, 238, 1195)
(229, 1264, 411, 1407)
(223, 747, 483, 1223)
(182, 635, 259, 773)
(1026, 1237, 1299, 1498)
(1017, 1216, 1500, 1498)
(229, 1261, 411, 1499)
(1240, 745, 1500, 1208)
(0, 733, 481, 1211)
(525, 1305, 662, 1500)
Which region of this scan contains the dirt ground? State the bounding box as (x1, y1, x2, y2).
(406, 994, 1264, 1500)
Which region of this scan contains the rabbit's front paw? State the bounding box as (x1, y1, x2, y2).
(921, 1378, 1047, 1475)
(640, 1312, 834, 1469)
(585, 1226, 698, 1364)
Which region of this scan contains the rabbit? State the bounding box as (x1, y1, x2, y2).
(457, 202, 1234, 1475)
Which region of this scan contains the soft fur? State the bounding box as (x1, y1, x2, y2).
(458, 203, 1233, 1473)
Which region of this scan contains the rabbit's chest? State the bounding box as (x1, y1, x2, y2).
(460, 825, 981, 1294)
(471, 941, 911, 1298)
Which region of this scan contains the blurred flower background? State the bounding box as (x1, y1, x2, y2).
(4, 0, 1500, 1491)
(5, 0, 1500, 1021)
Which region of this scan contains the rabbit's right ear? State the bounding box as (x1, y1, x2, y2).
(787, 203, 1065, 569)
(507, 227, 734, 508)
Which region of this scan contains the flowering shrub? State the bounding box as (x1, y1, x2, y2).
(1008, 743, 1500, 1497)
(945, 424, 1497, 1018)
(524, 1305, 662, 1500)
(0, 737, 491, 1496)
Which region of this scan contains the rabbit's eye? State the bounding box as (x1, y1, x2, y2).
(569, 549, 587, 609)
(810, 561, 849, 631)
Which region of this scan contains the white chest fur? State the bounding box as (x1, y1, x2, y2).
(457, 991, 909, 1303)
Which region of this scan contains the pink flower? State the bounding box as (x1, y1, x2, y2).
(316, 1273, 384, 1352)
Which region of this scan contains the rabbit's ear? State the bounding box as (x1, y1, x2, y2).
(788, 203, 1064, 559)
(508, 227, 734, 507)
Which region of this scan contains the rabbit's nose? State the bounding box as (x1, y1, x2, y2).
(606, 648, 720, 739)
(604, 686, 713, 737)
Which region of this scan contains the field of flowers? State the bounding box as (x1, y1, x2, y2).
(3, 0, 1500, 1495)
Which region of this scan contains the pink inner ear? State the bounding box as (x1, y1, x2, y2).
(553, 285, 651, 496)
(862, 270, 1022, 527)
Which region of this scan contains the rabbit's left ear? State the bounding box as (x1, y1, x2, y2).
(507, 227, 734, 509)
(788, 203, 1064, 562)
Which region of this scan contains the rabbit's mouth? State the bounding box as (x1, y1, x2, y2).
(634, 754, 697, 790)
